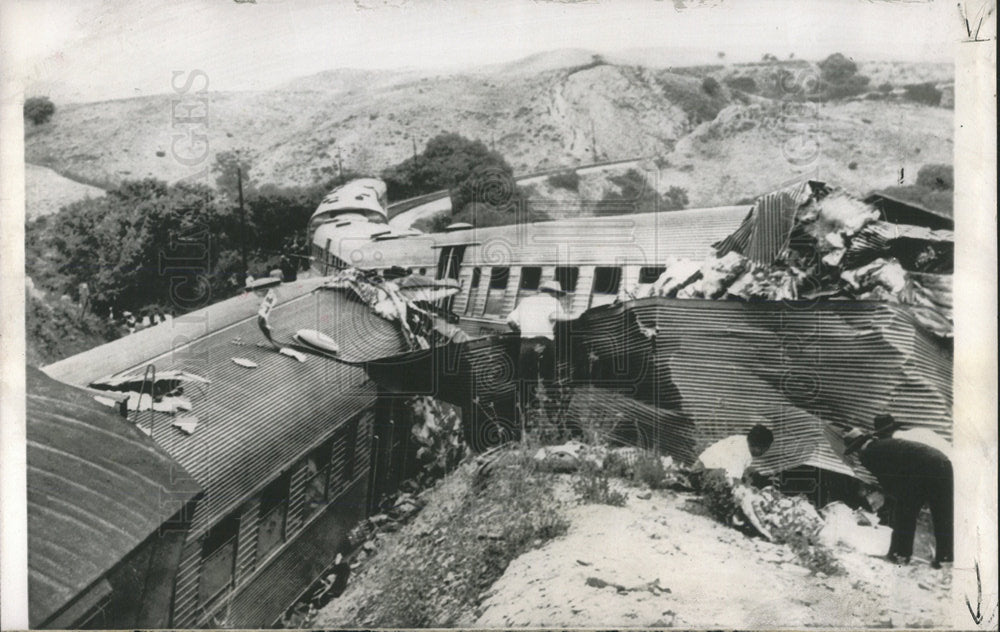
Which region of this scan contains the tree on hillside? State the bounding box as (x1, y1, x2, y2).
(381, 133, 510, 202)
(702, 77, 721, 97)
(811, 53, 870, 101)
(916, 163, 953, 191)
(24, 96, 55, 125)
(818, 53, 857, 84)
(601, 170, 689, 214)
(902, 82, 942, 106)
(26, 178, 245, 315)
(213, 149, 257, 201)
(449, 163, 525, 216)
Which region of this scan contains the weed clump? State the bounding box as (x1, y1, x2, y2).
(574, 462, 628, 507)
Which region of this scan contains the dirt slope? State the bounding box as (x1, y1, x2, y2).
(476, 485, 952, 629)
(316, 462, 952, 629)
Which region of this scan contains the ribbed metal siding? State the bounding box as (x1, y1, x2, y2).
(570, 298, 952, 476)
(25, 368, 202, 627)
(236, 500, 260, 582)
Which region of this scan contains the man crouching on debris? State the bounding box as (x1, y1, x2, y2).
(842, 424, 953, 567)
(506, 280, 572, 424)
(691, 424, 775, 488)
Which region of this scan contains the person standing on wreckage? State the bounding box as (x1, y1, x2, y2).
(506, 280, 573, 428)
(841, 425, 954, 568)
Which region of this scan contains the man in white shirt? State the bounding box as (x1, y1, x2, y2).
(693, 424, 775, 485)
(506, 280, 571, 424)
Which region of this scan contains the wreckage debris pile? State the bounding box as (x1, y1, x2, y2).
(625, 182, 953, 337)
(322, 268, 469, 350)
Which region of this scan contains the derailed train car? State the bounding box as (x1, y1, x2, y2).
(33, 175, 952, 626)
(309, 177, 953, 500)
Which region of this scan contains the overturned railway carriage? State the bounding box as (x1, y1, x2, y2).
(42, 280, 413, 628)
(309, 178, 954, 486)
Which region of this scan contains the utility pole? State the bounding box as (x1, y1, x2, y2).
(237, 165, 249, 279)
(590, 120, 598, 159)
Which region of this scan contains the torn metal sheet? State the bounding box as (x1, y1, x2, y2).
(566, 297, 952, 478)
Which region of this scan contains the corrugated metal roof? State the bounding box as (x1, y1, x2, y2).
(26, 367, 202, 627)
(44, 277, 335, 387)
(95, 289, 392, 536)
(341, 205, 751, 270)
(570, 298, 952, 476)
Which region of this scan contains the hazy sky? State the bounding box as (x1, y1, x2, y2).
(3, 0, 960, 103)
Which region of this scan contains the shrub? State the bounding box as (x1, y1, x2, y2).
(661, 185, 689, 211)
(546, 169, 581, 192)
(916, 163, 953, 190)
(848, 161, 858, 170)
(574, 462, 628, 506)
(903, 82, 942, 106)
(26, 292, 121, 366)
(725, 75, 758, 93)
(24, 96, 55, 125)
(818, 53, 857, 84)
(700, 470, 739, 523)
(632, 450, 669, 489)
(702, 76, 721, 97)
(878, 82, 893, 93)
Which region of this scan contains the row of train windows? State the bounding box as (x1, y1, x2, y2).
(463, 265, 667, 317)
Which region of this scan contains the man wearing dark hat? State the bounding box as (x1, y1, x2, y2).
(842, 425, 953, 567)
(507, 280, 572, 425)
(873, 413, 952, 458)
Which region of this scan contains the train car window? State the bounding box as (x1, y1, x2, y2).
(465, 267, 482, 315)
(256, 472, 291, 562)
(482, 266, 510, 316)
(302, 441, 333, 522)
(520, 267, 541, 290)
(518, 266, 542, 301)
(437, 245, 466, 280)
(199, 512, 241, 606)
(590, 266, 622, 308)
(638, 266, 666, 284)
(554, 266, 579, 294)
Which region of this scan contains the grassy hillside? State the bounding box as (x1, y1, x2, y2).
(24, 164, 105, 219)
(24, 51, 953, 212)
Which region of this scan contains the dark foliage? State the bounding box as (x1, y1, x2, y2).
(903, 82, 943, 106)
(601, 170, 689, 214)
(701, 76, 721, 97)
(24, 96, 55, 125)
(546, 169, 581, 192)
(381, 133, 511, 201)
(808, 53, 871, 101)
(915, 163, 953, 191)
(725, 75, 758, 93)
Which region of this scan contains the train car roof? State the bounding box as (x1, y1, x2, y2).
(342, 205, 752, 269)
